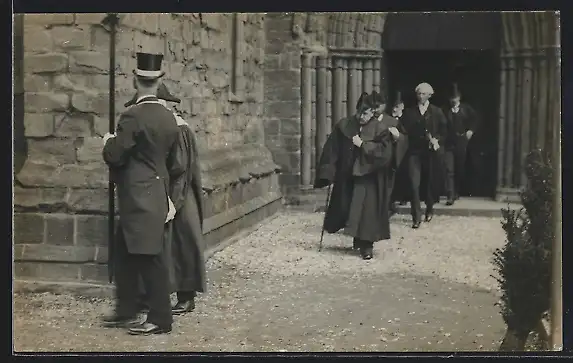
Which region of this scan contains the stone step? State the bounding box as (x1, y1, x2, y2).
(285, 192, 522, 218)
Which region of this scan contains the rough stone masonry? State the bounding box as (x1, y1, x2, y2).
(13, 13, 284, 284)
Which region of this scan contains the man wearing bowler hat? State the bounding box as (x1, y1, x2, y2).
(101, 52, 182, 335)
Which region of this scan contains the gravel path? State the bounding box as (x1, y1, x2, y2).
(14, 212, 507, 352)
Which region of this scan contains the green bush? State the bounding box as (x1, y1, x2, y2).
(493, 149, 554, 351)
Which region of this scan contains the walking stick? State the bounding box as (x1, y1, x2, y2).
(104, 13, 119, 283)
(318, 184, 332, 252)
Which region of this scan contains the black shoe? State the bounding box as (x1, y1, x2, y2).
(101, 314, 142, 329)
(446, 199, 455, 206)
(128, 322, 172, 336)
(398, 201, 407, 206)
(172, 300, 195, 315)
(352, 241, 359, 250)
(425, 213, 434, 222)
(360, 247, 373, 260)
(412, 221, 421, 229)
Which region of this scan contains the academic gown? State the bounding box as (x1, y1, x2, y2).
(167, 116, 207, 294)
(314, 115, 394, 243)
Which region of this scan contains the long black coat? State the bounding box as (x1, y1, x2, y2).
(401, 104, 448, 202)
(103, 95, 182, 255)
(167, 116, 207, 293)
(314, 115, 394, 240)
(390, 113, 411, 202)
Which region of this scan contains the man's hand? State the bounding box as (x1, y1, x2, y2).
(430, 137, 440, 151)
(103, 132, 116, 145)
(389, 127, 400, 140)
(165, 197, 176, 223)
(352, 135, 363, 148)
(466, 130, 474, 140)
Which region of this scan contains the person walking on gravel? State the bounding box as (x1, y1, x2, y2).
(314, 91, 398, 260)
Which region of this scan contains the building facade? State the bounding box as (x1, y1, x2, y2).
(13, 12, 560, 285)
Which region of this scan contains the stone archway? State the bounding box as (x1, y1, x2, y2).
(496, 11, 560, 201)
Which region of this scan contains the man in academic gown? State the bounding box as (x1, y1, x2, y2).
(101, 52, 181, 335)
(387, 91, 410, 215)
(401, 83, 447, 229)
(314, 91, 398, 260)
(124, 84, 207, 316)
(443, 83, 480, 205)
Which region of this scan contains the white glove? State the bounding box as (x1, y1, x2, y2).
(352, 135, 363, 148)
(165, 197, 176, 223)
(103, 132, 116, 145)
(466, 130, 474, 140)
(389, 127, 400, 140)
(430, 137, 440, 151)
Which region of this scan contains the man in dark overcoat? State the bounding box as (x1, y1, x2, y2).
(314, 91, 397, 260)
(401, 83, 447, 229)
(443, 83, 480, 205)
(101, 52, 182, 335)
(124, 84, 207, 316)
(387, 91, 410, 214)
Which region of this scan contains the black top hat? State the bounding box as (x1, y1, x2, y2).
(124, 83, 181, 107)
(133, 52, 165, 79)
(393, 91, 403, 106)
(449, 83, 462, 98)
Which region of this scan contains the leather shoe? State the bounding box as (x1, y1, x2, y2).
(101, 315, 142, 329)
(446, 199, 455, 206)
(128, 322, 172, 336)
(172, 300, 195, 315)
(352, 241, 359, 250)
(360, 247, 373, 260)
(425, 213, 434, 223)
(412, 221, 421, 229)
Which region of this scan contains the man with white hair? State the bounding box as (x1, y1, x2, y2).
(400, 82, 447, 229)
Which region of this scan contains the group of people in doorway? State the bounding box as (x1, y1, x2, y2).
(315, 82, 479, 260)
(101, 52, 206, 335)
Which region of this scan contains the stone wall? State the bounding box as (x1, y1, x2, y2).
(14, 13, 281, 284)
(263, 13, 329, 195)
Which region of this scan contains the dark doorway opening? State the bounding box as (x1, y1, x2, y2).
(384, 50, 500, 198)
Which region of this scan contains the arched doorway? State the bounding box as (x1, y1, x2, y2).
(382, 12, 502, 198)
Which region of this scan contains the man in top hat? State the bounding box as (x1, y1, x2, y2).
(400, 83, 447, 229)
(125, 83, 207, 316)
(101, 52, 181, 335)
(443, 83, 480, 205)
(315, 91, 396, 260)
(388, 91, 410, 214)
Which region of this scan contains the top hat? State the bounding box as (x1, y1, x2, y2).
(124, 83, 181, 108)
(133, 52, 165, 80)
(393, 91, 403, 106)
(449, 83, 462, 98)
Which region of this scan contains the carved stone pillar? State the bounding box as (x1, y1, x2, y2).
(347, 58, 359, 116)
(332, 57, 344, 128)
(300, 53, 313, 188)
(363, 59, 373, 93)
(315, 56, 328, 168)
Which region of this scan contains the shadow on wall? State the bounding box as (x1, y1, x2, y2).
(14, 14, 27, 176)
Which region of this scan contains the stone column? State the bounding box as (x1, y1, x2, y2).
(362, 59, 373, 93)
(300, 53, 313, 188)
(341, 59, 348, 119)
(497, 56, 509, 192)
(373, 58, 381, 93)
(315, 56, 328, 167)
(331, 57, 344, 128)
(347, 58, 359, 116)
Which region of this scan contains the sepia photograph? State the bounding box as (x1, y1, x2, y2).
(12, 11, 562, 353)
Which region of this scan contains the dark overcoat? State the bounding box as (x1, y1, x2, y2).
(401, 104, 448, 202)
(167, 116, 207, 293)
(103, 95, 182, 255)
(314, 115, 394, 241)
(390, 113, 411, 202)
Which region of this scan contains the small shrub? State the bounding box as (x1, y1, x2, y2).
(492, 149, 554, 351)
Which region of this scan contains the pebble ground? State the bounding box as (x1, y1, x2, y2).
(14, 212, 508, 352)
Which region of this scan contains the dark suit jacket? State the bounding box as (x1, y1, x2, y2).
(103, 95, 182, 255)
(401, 103, 448, 153)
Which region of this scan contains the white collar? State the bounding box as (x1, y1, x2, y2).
(418, 101, 429, 109)
(136, 94, 156, 103)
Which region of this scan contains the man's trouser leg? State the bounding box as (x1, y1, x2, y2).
(408, 154, 422, 223)
(114, 231, 139, 318)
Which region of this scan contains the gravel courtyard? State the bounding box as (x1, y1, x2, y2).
(14, 211, 508, 352)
